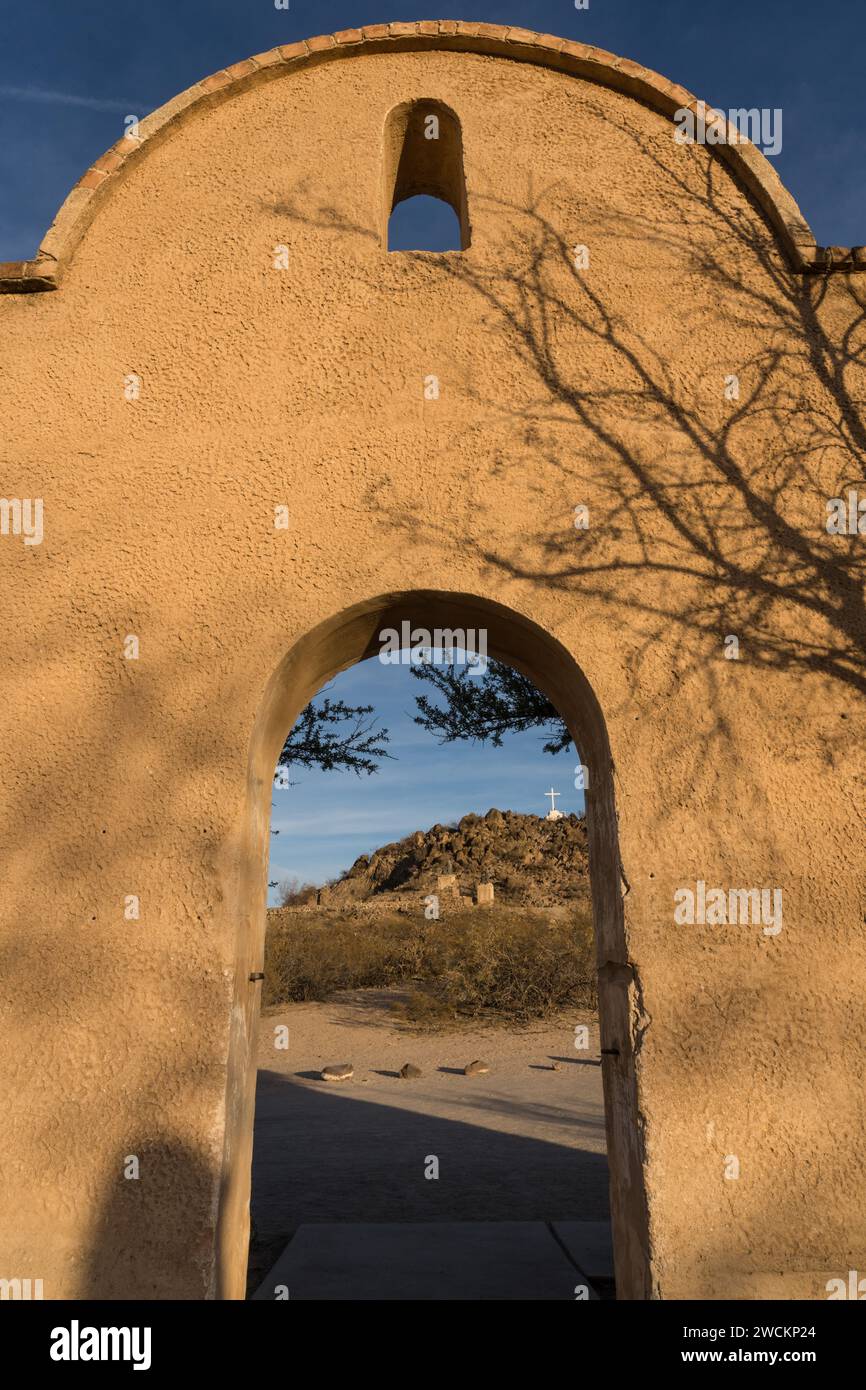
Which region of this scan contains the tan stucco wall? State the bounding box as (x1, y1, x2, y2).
(1, 26, 864, 1300)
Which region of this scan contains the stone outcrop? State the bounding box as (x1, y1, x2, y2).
(315, 809, 589, 910)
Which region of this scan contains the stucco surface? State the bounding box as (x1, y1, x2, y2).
(1, 31, 864, 1300)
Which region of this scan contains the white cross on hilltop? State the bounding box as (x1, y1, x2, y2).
(544, 787, 564, 821)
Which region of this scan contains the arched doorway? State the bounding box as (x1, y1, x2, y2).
(216, 590, 652, 1299)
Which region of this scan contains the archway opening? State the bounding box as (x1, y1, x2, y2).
(382, 100, 470, 251)
(217, 592, 650, 1301)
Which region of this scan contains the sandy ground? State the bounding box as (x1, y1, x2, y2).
(248, 989, 610, 1291)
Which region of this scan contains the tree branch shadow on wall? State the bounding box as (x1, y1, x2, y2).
(266, 104, 866, 720)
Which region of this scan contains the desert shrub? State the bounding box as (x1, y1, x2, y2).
(278, 877, 318, 907)
(407, 909, 595, 1024)
(263, 906, 596, 1024)
(263, 911, 422, 1006)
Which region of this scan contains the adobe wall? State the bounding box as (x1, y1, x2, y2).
(0, 24, 863, 1299)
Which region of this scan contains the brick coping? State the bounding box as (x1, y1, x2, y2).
(1, 21, 863, 292)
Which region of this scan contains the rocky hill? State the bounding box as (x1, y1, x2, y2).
(314, 809, 589, 910)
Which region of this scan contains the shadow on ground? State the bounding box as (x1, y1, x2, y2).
(247, 1068, 610, 1296)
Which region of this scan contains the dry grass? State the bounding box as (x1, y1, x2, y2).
(263, 906, 596, 1026)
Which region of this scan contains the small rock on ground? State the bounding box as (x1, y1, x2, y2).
(399, 1063, 422, 1079)
(464, 1060, 491, 1076)
(321, 1063, 353, 1082)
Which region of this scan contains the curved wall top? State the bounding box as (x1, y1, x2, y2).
(0, 19, 863, 293)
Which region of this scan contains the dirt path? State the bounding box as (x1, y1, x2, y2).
(249, 990, 609, 1290)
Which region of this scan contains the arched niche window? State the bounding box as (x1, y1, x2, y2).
(382, 100, 470, 252)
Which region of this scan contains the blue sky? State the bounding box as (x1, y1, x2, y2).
(268, 656, 582, 898)
(2, 0, 865, 258)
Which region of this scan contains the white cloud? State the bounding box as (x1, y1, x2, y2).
(271, 810, 418, 837)
(0, 85, 140, 112)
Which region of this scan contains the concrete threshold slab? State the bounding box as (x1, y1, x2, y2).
(253, 1221, 602, 1300)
